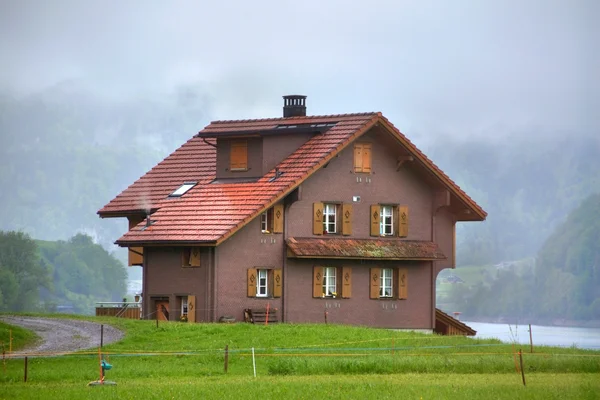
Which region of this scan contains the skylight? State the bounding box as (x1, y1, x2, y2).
(169, 182, 197, 197)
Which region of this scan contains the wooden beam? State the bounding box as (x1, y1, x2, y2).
(396, 155, 414, 171)
(434, 190, 451, 210)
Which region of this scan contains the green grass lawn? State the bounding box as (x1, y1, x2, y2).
(0, 315, 599, 399)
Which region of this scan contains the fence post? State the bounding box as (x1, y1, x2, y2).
(528, 324, 533, 353)
(224, 345, 229, 373)
(24, 357, 28, 383)
(100, 324, 104, 348)
(519, 349, 526, 386)
(252, 347, 256, 378)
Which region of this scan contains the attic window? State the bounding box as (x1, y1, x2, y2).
(169, 182, 197, 197)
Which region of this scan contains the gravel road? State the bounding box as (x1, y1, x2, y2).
(1, 316, 124, 355)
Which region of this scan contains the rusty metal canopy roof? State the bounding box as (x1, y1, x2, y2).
(286, 237, 447, 260)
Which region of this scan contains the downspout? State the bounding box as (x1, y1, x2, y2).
(213, 246, 219, 321)
(282, 203, 288, 322)
(142, 247, 148, 320)
(206, 247, 212, 322)
(431, 199, 437, 330)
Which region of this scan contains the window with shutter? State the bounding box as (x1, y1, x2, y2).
(369, 268, 381, 299)
(230, 140, 248, 171)
(341, 267, 352, 298)
(273, 204, 284, 233)
(261, 208, 274, 233)
(398, 268, 408, 299)
(256, 269, 268, 297)
(342, 204, 352, 236)
(313, 266, 324, 297)
(380, 268, 393, 297)
(323, 203, 338, 234)
(247, 268, 257, 297)
(370, 205, 380, 236)
(399, 205, 409, 237)
(273, 269, 282, 298)
(182, 248, 201, 268)
(354, 143, 372, 173)
(322, 267, 337, 297)
(128, 216, 144, 266)
(313, 203, 324, 235)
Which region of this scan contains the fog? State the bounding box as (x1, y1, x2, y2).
(1, 0, 598, 137)
(1, 1, 599, 319)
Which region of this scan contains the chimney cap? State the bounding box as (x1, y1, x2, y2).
(283, 94, 307, 118)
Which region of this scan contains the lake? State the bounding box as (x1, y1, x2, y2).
(464, 321, 600, 350)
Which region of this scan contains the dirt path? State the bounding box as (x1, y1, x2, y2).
(1, 316, 124, 355)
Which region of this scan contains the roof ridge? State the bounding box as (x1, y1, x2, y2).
(209, 112, 379, 125)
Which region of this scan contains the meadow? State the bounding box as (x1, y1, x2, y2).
(1, 315, 599, 399)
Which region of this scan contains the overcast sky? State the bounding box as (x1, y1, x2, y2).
(1, 0, 598, 138)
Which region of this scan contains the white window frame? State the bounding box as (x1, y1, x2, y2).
(322, 267, 337, 297)
(261, 211, 269, 233)
(181, 296, 189, 315)
(380, 268, 393, 297)
(257, 269, 268, 297)
(169, 182, 197, 197)
(380, 205, 394, 236)
(323, 204, 337, 234)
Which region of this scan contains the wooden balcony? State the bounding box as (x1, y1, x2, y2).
(95, 302, 141, 320)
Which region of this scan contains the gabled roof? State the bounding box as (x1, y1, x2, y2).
(287, 237, 446, 260)
(99, 112, 486, 246)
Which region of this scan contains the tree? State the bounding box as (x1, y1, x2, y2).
(0, 231, 51, 311)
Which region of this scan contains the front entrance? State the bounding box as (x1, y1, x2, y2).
(156, 300, 170, 321)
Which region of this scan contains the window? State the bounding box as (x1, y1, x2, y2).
(322, 267, 337, 297)
(369, 267, 408, 300)
(380, 268, 393, 297)
(182, 248, 201, 267)
(353, 143, 372, 173)
(261, 209, 273, 233)
(257, 269, 268, 297)
(247, 268, 282, 298)
(230, 140, 248, 171)
(370, 204, 409, 237)
(380, 206, 394, 236)
(323, 203, 338, 234)
(169, 181, 197, 197)
(181, 296, 189, 315)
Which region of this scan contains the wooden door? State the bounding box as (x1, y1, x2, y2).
(156, 300, 169, 321)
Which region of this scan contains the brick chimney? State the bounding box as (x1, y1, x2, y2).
(283, 95, 307, 118)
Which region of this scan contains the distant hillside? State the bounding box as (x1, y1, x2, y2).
(445, 193, 600, 322)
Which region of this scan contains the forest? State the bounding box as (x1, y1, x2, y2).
(0, 231, 126, 314)
(0, 83, 598, 320)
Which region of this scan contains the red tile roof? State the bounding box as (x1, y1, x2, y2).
(286, 237, 447, 260)
(98, 111, 486, 246)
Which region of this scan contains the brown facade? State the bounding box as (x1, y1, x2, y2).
(141, 126, 457, 330)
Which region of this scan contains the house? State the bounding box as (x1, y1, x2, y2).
(98, 95, 486, 331)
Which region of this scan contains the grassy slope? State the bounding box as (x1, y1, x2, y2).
(0, 321, 38, 352)
(0, 316, 599, 399)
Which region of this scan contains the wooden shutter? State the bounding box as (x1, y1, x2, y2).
(370, 205, 380, 236)
(313, 266, 324, 298)
(273, 204, 284, 233)
(128, 216, 144, 266)
(187, 295, 196, 323)
(182, 248, 191, 267)
(190, 247, 201, 267)
(370, 267, 381, 299)
(398, 268, 408, 299)
(341, 266, 352, 298)
(393, 206, 400, 237)
(399, 205, 409, 237)
(362, 143, 372, 173)
(342, 203, 353, 236)
(313, 202, 324, 235)
(353, 144, 363, 172)
(230, 141, 248, 170)
(247, 268, 257, 297)
(273, 269, 282, 298)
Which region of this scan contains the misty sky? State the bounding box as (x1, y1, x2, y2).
(1, 0, 598, 138)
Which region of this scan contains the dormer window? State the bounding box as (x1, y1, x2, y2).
(230, 140, 248, 171)
(169, 182, 197, 197)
